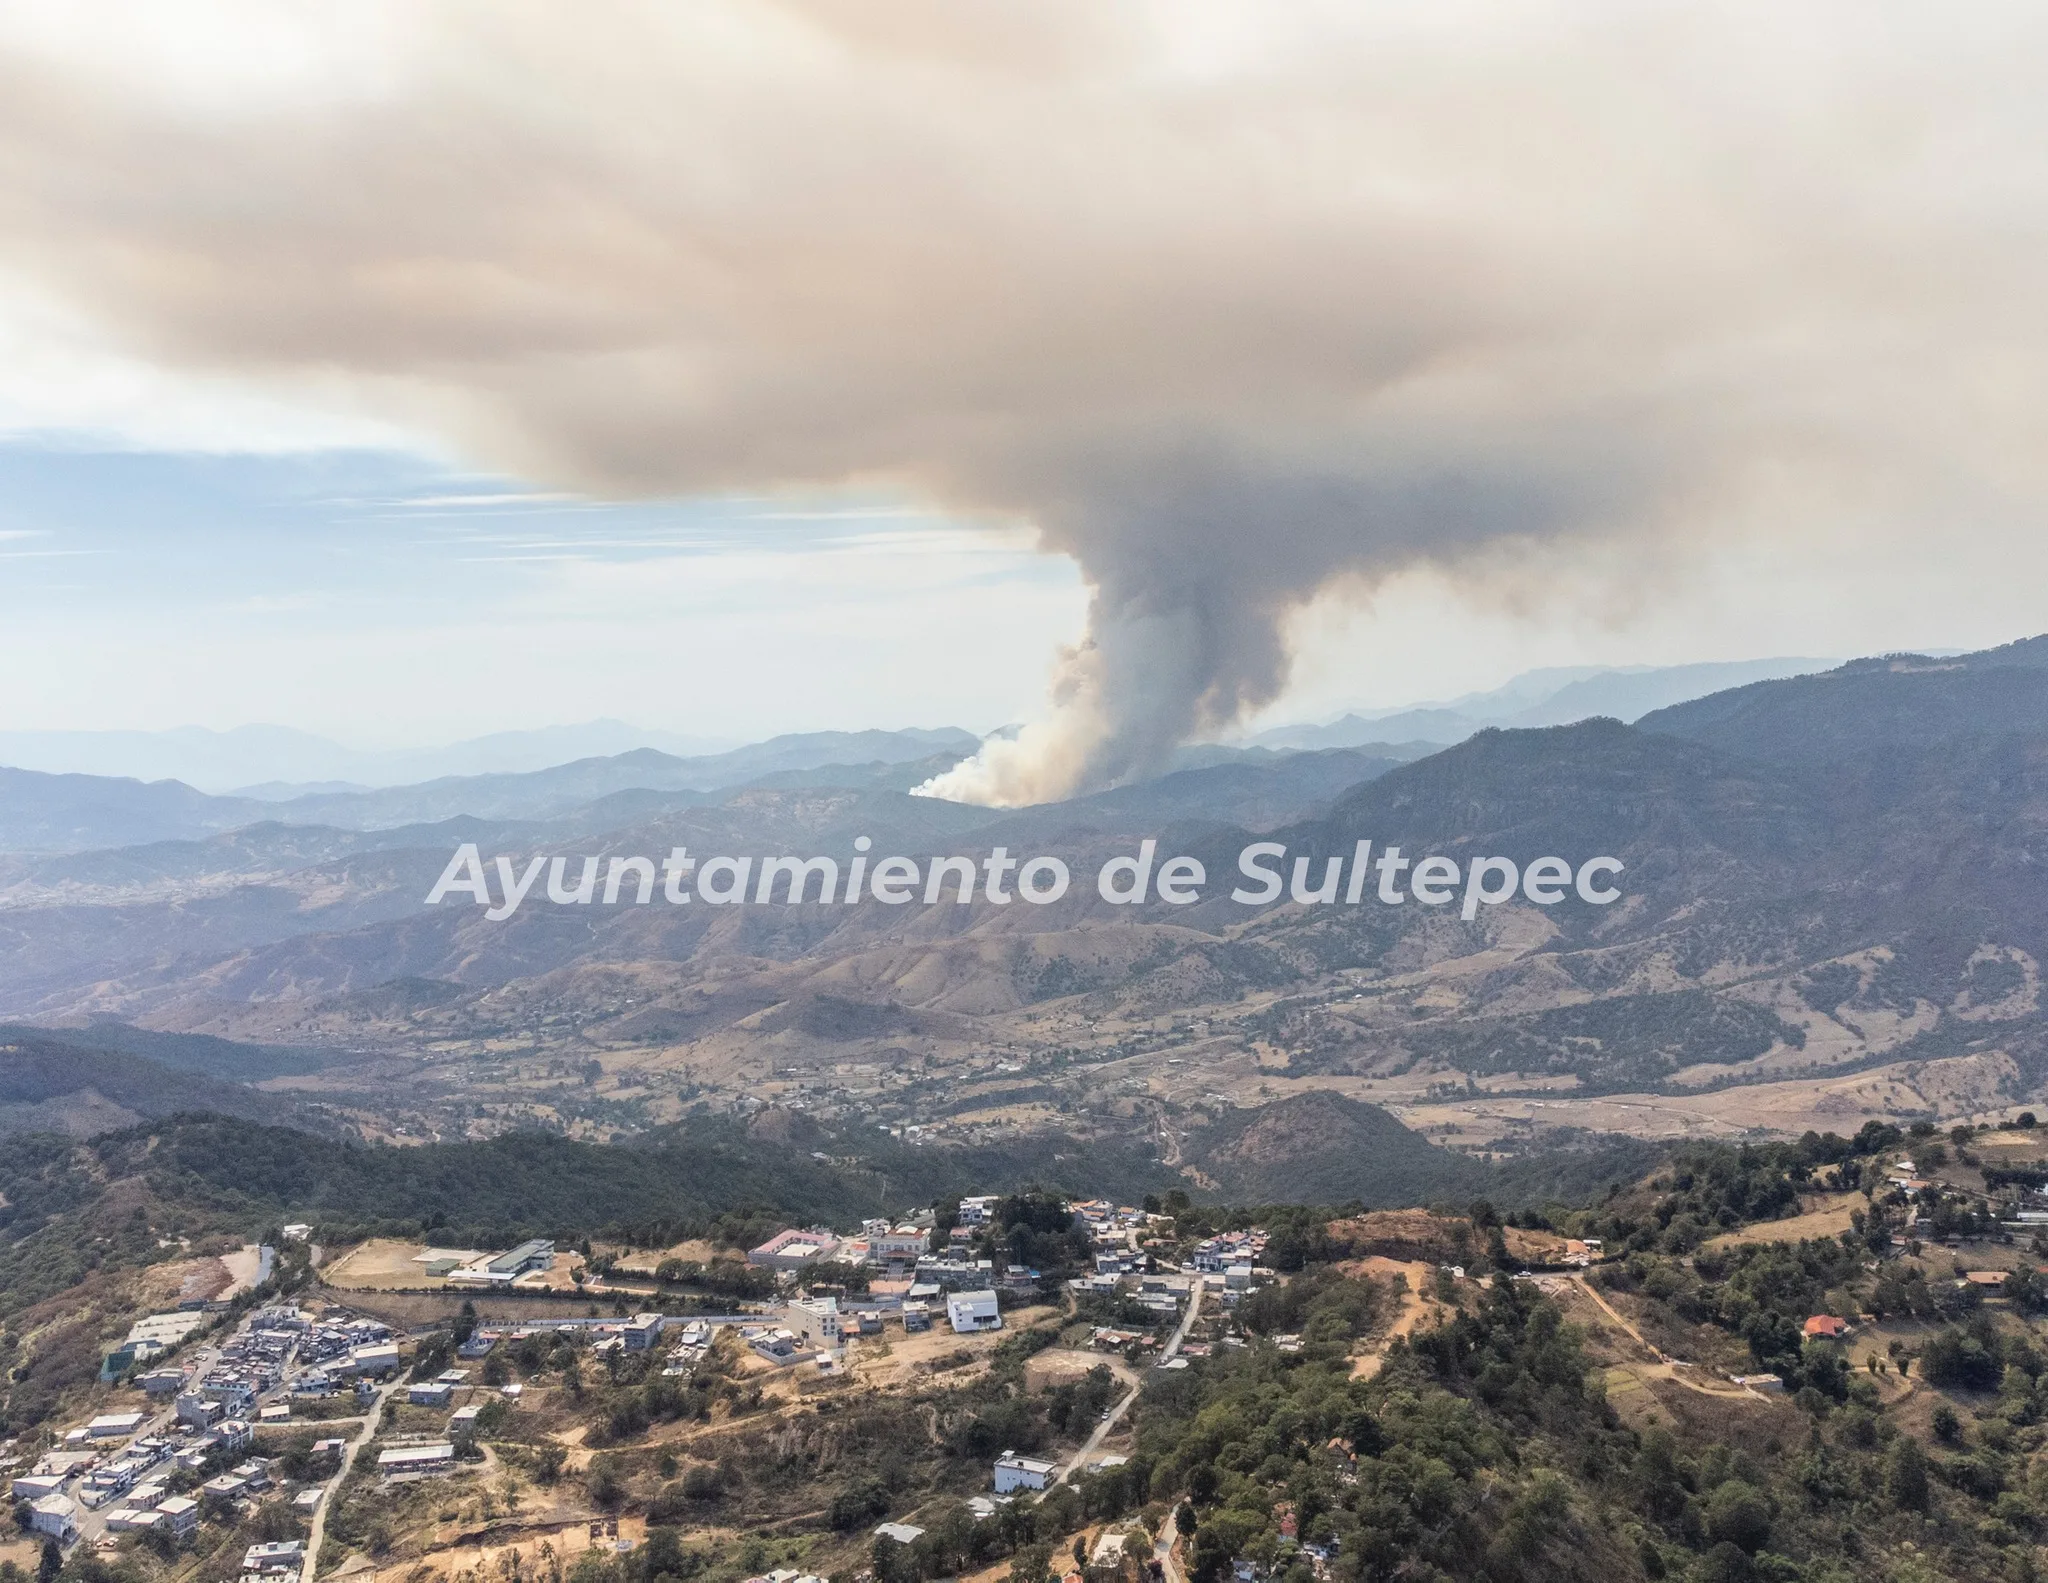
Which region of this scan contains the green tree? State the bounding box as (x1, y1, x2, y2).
(1704, 1482, 1771, 1554)
(1885, 1436, 1930, 1513)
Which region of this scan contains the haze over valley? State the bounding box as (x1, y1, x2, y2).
(4, 640, 2043, 1208)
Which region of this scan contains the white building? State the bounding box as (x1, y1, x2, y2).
(871, 1229, 929, 1264)
(993, 1453, 1057, 1493)
(29, 1495, 78, 1543)
(947, 1290, 1002, 1334)
(786, 1296, 843, 1351)
(377, 1443, 456, 1474)
(348, 1343, 400, 1376)
(242, 1540, 305, 1575)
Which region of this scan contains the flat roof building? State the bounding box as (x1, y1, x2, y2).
(29, 1495, 77, 1543)
(749, 1228, 843, 1271)
(947, 1290, 1002, 1334)
(488, 1240, 555, 1276)
(377, 1443, 456, 1474)
(994, 1453, 1057, 1493)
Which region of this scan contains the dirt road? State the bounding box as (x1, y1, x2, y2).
(1567, 1275, 1767, 1403)
(304, 1379, 404, 1582)
(1056, 1286, 1201, 1485)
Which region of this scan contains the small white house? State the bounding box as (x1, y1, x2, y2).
(242, 1540, 305, 1575)
(946, 1290, 1001, 1334)
(993, 1452, 1058, 1493)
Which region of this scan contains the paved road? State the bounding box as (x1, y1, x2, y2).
(1056, 1284, 1202, 1485)
(1154, 1506, 1188, 1583)
(301, 1380, 403, 1583)
(73, 1337, 226, 1549)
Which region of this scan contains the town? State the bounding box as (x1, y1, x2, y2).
(2, 1194, 1272, 1583)
(10, 1115, 2048, 1583)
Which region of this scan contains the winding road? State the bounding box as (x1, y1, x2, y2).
(1056, 1284, 1202, 1485)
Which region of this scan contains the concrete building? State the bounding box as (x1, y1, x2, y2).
(748, 1228, 842, 1272)
(446, 1239, 557, 1285)
(377, 1443, 456, 1474)
(242, 1540, 305, 1575)
(157, 1496, 200, 1538)
(408, 1381, 455, 1408)
(29, 1495, 78, 1543)
(621, 1314, 664, 1351)
(785, 1296, 843, 1351)
(348, 1343, 401, 1376)
(993, 1453, 1057, 1494)
(871, 1229, 929, 1265)
(946, 1290, 1002, 1334)
(200, 1474, 248, 1505)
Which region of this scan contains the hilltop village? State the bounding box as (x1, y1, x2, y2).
(0, 1115, 2046, 1583)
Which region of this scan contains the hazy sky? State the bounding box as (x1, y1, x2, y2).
(2, 3, 2045, 767)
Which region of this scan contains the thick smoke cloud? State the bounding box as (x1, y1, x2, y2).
(1, 3, 2045, 803)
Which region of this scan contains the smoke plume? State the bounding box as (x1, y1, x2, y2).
(1, 3, 2045, 802)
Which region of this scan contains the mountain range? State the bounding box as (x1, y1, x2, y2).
(1247, 654, 1839, 749)
(0, 639, 2043, 1179)
(0, 656, 1832, 802)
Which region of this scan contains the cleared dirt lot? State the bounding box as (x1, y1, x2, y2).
(322, 1238, 458, 1290)
(1701, 1194, 1862, 1252)
(847, 1304, 1059, 1389)
(1024, 1347, 1135, 1391)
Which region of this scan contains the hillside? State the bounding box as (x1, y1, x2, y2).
(0, 765, 265, 852)
(0, 1029, 310, 1135)
(0, 634, 2044, 1168)
(1639, 636, 2048, 766)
